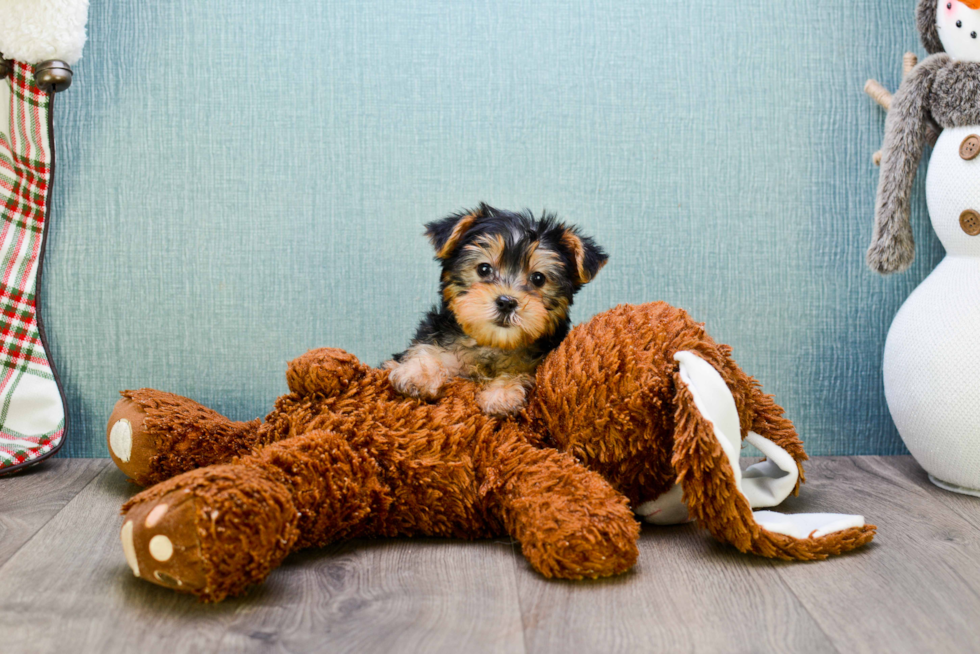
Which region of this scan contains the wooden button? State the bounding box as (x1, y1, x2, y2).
(960, 135, 980, 160)
(960, 210, 980, 236)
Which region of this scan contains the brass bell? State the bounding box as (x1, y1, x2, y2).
(0, 55, 11, 79)
(34, 60, 72, 93)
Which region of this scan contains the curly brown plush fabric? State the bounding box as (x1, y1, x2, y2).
(111, 303, 874, 602)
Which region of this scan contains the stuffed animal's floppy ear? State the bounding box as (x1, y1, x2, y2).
(560, 227, 608, 286)
(424, 205, 487, 260)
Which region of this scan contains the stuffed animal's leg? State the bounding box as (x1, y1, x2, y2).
(669, 351, 876, 559)
(488, 435, 640, 579)
(119, 429, 391, 601)
(107, 390, 263, 486)
(109, 348, 371, 486)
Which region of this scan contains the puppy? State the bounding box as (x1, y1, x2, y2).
(386, 203, 607, 416)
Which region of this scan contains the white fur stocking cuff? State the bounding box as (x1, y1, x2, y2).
(0, 0, 89, 65)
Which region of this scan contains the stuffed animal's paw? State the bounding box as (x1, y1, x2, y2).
(107, 390, 258, 487)
(387, 357, 450, 401)
(477, 378, 528, 417)
(107, 398, 162, 485)
(120, 488, 209, 595)
(119, 465, 301, 602)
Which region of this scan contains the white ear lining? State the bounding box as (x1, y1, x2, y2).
(742, 431, 798, 508)
(675, 351, 743, 488)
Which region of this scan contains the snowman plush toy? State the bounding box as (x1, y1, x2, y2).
(869, 0, 980, 495)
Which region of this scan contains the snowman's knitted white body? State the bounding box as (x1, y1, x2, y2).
(884, 124, 980, 494)
(872, 0, 980, 494)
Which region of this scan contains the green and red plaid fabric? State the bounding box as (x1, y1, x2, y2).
(0, 62, 65, 473)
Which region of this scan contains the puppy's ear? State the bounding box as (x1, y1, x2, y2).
(560, 227, 608, 286)
(424, 205, 487, 260)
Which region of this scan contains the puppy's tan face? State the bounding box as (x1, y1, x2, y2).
(443, 234, 570, 349)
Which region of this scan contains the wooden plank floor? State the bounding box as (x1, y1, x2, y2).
(0, 456, 978, 654)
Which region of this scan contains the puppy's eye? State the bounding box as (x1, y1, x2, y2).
(477, 263, 493, 277)
(529, 272, 546, 287)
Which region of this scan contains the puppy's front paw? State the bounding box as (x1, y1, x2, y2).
(388, 357, 449, 401)
(477, 380, 528, 417)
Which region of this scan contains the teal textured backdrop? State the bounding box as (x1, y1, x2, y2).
(46, 0, 938, 458)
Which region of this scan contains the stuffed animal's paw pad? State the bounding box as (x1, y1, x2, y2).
(108, 418, 133, 463)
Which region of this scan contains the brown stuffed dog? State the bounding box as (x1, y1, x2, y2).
(107, 303, 875, 602)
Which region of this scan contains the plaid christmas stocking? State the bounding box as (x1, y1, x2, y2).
(0, 62, 66, 474)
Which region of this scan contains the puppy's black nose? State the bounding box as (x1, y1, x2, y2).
(495, 295, 519, 313)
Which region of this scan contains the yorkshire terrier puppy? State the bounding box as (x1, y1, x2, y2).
(386, 203, 607, 417)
